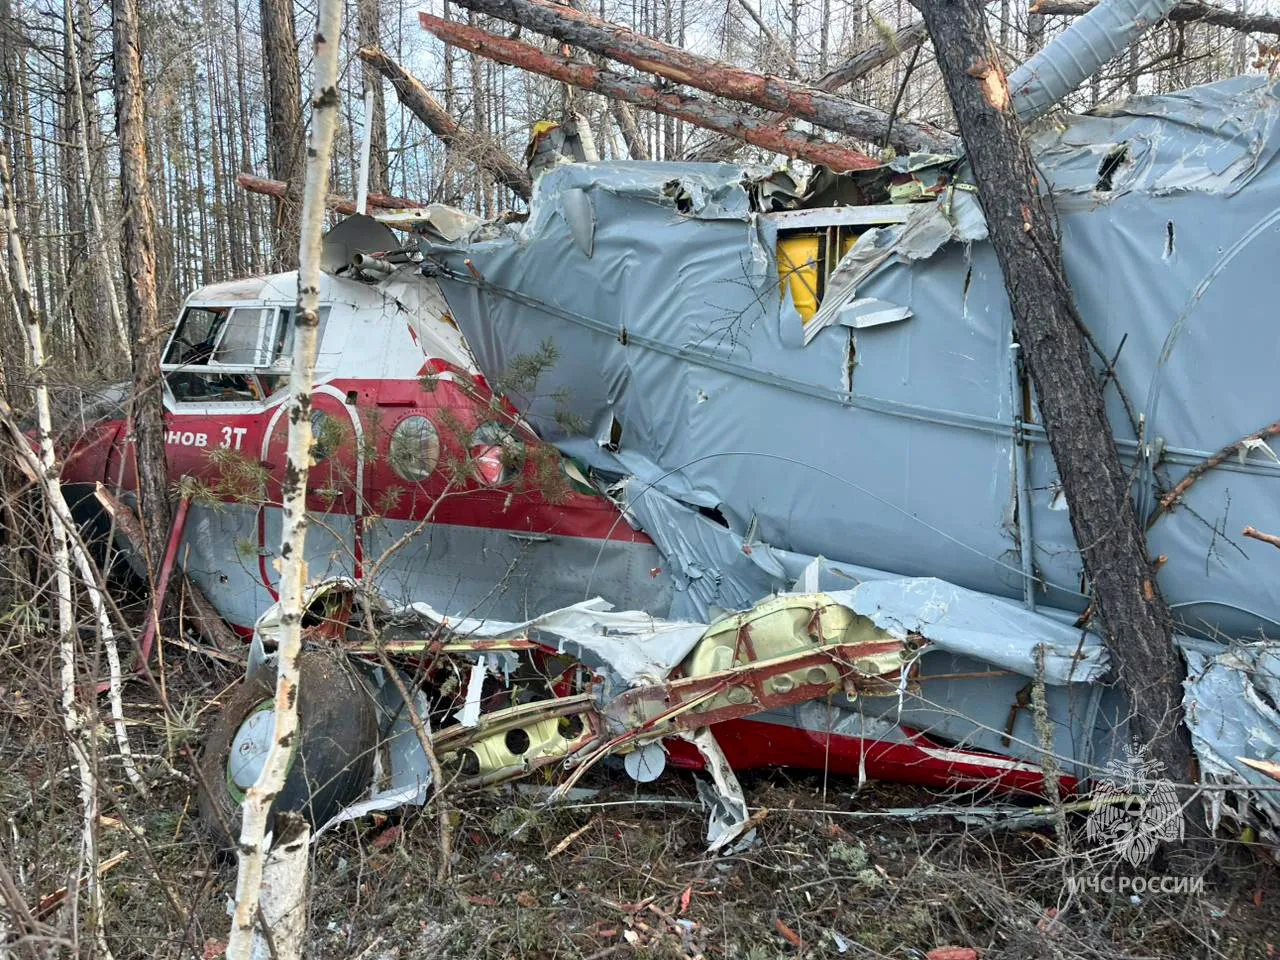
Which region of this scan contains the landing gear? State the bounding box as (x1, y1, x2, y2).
(197, 649, 379, 848)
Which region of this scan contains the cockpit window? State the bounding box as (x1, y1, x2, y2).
(163, 306, 226, 365)
(213, 307, 271, 365)
(162, 304, 331, 404)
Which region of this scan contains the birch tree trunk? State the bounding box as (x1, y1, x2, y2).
(225, 0, 343, 954)
(0, 141, 109, 960)
(112, 0, 172, 580)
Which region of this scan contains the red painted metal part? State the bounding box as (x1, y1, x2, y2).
(663, 719, 1078, 797)
(137, 495, 191, 671)
(61, 376, 655, 543)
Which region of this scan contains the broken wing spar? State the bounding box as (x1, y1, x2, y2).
(432, 0, 958, 156)
(416, 13, 884, 172)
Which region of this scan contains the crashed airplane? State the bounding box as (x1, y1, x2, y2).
(59, 0, 1280, 852)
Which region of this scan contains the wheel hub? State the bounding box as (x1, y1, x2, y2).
(228, 702, 276, 792)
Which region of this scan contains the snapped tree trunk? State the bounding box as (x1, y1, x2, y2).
(417, 14, 883, 172)
(260, 0, 304, 268)
(913, 0, 1197, 817)
(225, 0, 343, 955)
(441, 0, 957, 155)
(112, 0, 172, 586)
(235, 172, 424, 215)
(358, 45, 532, 200)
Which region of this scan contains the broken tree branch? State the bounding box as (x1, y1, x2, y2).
(1243, 526, 1280, 550)
(1148, 418, 1280, 527)
(1032, 0, 1280, 37)
(236, 172, 422, 214)
(418, 13, 883, 171)
(440, 0, 957, 155)
(812, 20, 930, 92)
(357, 45, 533, 200)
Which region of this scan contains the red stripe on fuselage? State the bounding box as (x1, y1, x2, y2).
(61, 376, 653, 546)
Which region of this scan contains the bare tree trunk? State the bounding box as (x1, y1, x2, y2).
(358, 45, 533, 198)
(112, 0, 172, 583)
(912, 0, 1196, 816)
(232, 0, 263, 271)
(610, 100, 650, 159)
(226, 0, 343, 954)
(0, 140, 109, 960)
(260, 0, 304, 269)
(358, 0, 390, 194)
(418, 14, 887, 170)
(440, 0, 957, 154)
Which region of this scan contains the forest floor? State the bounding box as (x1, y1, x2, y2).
(2, 640, 1279, 960)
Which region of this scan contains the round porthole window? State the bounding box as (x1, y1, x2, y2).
(469, 421, 524, 486)
(388, 415, 441, 482)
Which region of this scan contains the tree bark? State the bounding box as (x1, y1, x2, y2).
(1, 140, 111, 958)
(417, 14, 885, 171)
(913, 0, 1196, 808)
(357, 0, 390, 194)
(358, 45, 533, 199)
(610, 100, 650, 160)
(811, 20, 928, 92)
(226, 0, 342, 954)
(1033, 0, 1280, 37)
(235, 172, 424, 214)
(441, 0, 957, 155)
(260, 0, 305, 268)
(112, 0, 172, 587)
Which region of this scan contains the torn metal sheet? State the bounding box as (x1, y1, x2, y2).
(400, 596, 708, 686)
(827, 579, 1110, 685)
(1180, 637, 1280, 847)
(426, 78, 1280, 643)
(689, 729, 753, 851)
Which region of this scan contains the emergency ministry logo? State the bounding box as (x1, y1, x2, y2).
(1085, 740, 1183, 864)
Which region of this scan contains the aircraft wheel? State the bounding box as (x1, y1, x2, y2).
(198, 649, 378, 849)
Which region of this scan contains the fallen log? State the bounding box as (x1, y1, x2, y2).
(236, 172, 422, 214)
(693, 20, 932, 163)
(812, 20, 930, 92)
(439, 0, 956, 155)
(1032, 0, 1280, 35)
(418, 13, 883, 171)
(357, 45, 533, 200)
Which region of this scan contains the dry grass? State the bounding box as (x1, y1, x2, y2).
(4, 639, 1277, 960)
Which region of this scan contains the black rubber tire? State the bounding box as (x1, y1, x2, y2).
(198, 649, 379, 849)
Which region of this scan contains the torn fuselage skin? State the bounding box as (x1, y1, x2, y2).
(241, 580, 1098, 847)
